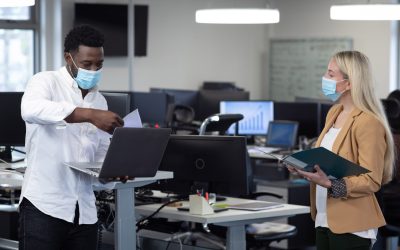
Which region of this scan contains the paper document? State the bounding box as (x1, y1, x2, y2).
(123, 109, 143, 128)
(254, 146, 370, 179)
(227, 201, 284, 211)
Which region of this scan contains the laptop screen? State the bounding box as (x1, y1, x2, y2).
(266, 120, 299, 148)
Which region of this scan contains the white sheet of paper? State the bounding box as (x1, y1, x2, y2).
(123, 109, 143, 128)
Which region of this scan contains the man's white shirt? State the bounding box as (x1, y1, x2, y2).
(20, 66, 110, 224)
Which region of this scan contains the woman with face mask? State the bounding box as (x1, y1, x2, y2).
(288, 51, 395, 250)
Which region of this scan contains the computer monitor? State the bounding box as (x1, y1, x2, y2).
(150, 88, 198, 111)
(149, 135, 250, 197)
(295, 96, 332, 104)
(266, 120, 299, 148)
(100, 92, 131, 118)
(219, 101, 274, 135)
(131, 92, 174, 127)
(0, 92, 26, 162)
(319, 103, 333, 133)
(197, 89, 250, 121)
(274, 102, 319, 138)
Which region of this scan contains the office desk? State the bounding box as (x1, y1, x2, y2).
(136, 197, 309, 250)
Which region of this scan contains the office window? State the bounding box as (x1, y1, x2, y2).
(0, 6, 30, 20)
(0, 5, 38, 91)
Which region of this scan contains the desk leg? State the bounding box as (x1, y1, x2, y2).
(226, 225, 246, 250)
(115, 188, 136, 250)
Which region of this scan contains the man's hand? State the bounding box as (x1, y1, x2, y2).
(65, 108, 124, 134)
(89, 109, 124, 134)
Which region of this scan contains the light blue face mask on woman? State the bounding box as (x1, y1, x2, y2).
(69, 54, 102, 90)
(321, 77, 347, 102)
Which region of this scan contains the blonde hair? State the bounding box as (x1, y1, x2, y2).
(333, 51, 395, 184)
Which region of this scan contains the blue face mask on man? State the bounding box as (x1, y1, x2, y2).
(321, 77, 347, 102)
(69, 54, 102, 90)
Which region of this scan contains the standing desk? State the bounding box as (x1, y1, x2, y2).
(96, 170, 173, 250)
(135, 197, 309, 250)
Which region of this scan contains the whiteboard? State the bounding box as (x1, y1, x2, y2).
(269, 38, 353, 101)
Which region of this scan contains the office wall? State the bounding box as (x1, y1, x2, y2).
(66, 0, 269, 99)
(268, 0, 396, 99)
(52, 0, 397, 99)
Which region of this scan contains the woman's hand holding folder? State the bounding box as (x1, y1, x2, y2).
(287, 164, 332, 188)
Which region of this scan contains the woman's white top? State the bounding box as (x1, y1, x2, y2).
(315, 126, 377, 240)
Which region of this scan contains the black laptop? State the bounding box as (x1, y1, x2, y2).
(65, 127, 171, 182)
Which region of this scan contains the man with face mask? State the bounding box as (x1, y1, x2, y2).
(19, 25, 124, 250)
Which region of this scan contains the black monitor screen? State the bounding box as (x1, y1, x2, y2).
(131, 92, 173, 127)
(0, 92, 25, 146)
(219, 101, 274, 135)
(101, 92, 131, 118)
(274, 102, 319, 138)
(320, 103, 332, 133)
(266, 121, 299, 148)
(150, 88, 198, 110)
(197, 90, 249, 121)
(74, 3, 148, 57)
(150, 135, 249, 197)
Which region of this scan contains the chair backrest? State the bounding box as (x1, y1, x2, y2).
(384, 90, 400, 133)
(392, 133, 400, 181)
(173, 104, 195, 124)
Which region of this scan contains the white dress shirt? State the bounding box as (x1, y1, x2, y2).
(316, 126, 377, 240)
(20, 66, 110, 224)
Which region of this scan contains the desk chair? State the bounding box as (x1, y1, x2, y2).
(240, 191, 298, 250)
(375, 133, 400, 250)
(208, 156, 298, 250)
(375, 180, 400, 250)
(208, 192, 298, 250)
(245, 222, 297, 250)
(375, 93, 400, 250)
(199, 113, 243, 135)
(170, 104, 200, 135)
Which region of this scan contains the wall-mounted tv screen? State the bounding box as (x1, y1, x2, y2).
(74, 3, 148, 57)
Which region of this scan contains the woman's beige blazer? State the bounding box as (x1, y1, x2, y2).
(311, 104, 387, 233)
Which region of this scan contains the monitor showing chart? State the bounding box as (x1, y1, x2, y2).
(219, 101, 274, 135)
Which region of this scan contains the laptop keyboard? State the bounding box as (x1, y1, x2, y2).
(87, 168, 101, 173)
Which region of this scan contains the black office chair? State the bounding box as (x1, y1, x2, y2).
(374, 91, 400, 250)
(208, 193, 298, 250)
(170, 104, 200, 135)
(208, 154, 298, 250)
(375, 178, 400, 250)
(199, 113, 243, 135)
(245, 223, 297, 249)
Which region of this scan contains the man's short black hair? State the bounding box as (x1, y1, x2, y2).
(64, 25, 104, 53)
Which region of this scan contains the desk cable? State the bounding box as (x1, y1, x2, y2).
(0, 158, 24, 176)
(136, 198, 185, 233)
(0, 158, 12, 166)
